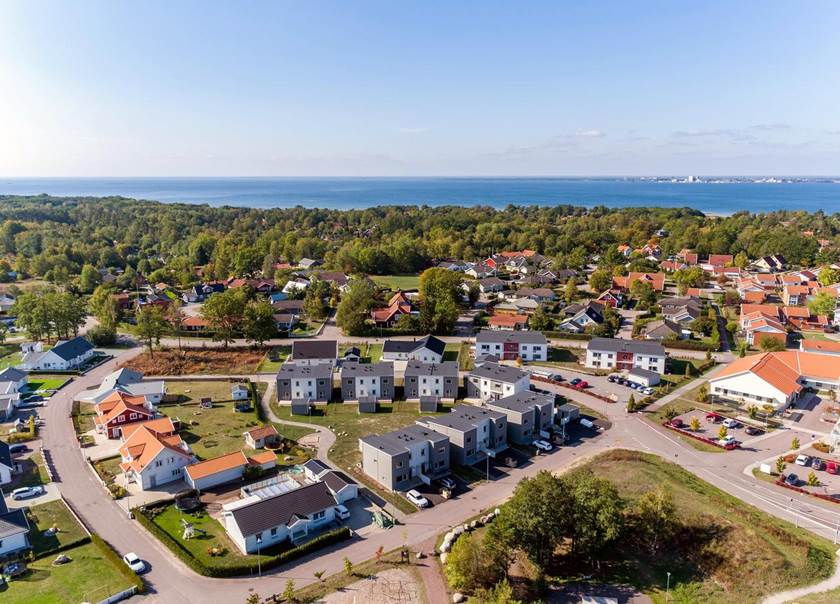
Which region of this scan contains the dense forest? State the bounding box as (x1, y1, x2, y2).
(0, 195, 837, 287)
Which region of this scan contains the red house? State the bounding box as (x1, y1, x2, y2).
(94, 391, 156, 439)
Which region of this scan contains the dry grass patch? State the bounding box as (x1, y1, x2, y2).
(121, 347, 267, 375)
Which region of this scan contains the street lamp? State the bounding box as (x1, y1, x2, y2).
(666, 571, 671, 602)
(256, 535, 262, 577)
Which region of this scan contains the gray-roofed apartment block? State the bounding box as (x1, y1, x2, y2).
(466, 362, 530, 402)
(276, 362, 333, 403)
(403, 361, 459, 402)
(359, 425, 450, 491)
(484, 390, 555, 445)
(340, 361, 394, 402)
(417, 404, 507, 465)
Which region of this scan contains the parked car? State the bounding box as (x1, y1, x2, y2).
(795, 454, 811, 466)
(438, 476, 457, 490)
(334, 505, 351, 520)
(122, 552, 146, 574)
(642, 387, 655, 395)
(669, 418, 684, 428)
(744, 425, 763, 436)
(607, 375, 617, 383)
(811, 458, 826, 471)
(406, 490, 430, 508)
(11, 486, 44, 500)
(785, 473, 799, 486)
(551, 374, 564, 382)
(9, 444, 28, 455)
(827, 461, 839, 475)
(718, 435, 736, 446)
(575, 380, 589, 389)
(722, 418, 739, 429)
(533, 439, 553, 452)
(569, 378, 582, 386)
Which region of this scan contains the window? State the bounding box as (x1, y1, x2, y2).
(271, 528, 277, 536)
(155, 460, 163, 467)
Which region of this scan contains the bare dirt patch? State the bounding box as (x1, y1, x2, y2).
(120, 347, 267, 375)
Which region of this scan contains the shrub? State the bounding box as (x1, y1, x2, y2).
(90, 533, 145, 594)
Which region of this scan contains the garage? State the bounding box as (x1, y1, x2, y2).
(628, 367, 661, 387)
(185, 451, 248, 491)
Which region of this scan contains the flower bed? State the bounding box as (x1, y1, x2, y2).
(662, 422, 738, 450)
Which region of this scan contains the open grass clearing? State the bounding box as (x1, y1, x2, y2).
(26, 499, 88, 556)
(10, 449, 50, 489)
(558, 449, 836, 603)
(338, 342, 383, 363)
(370, 274, 421, 291)
(0, 542, 131, 604)
(160, 381, 264, 459)
(255, 345, 291, 373)
(443, 342, 461, 362)
(0, 343, 21, 369)
(121, 347, 266, 375)
(23, 376, 70, 393)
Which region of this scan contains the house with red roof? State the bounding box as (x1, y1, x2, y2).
(119, 423, 194, 490)
(612, 272, 666, 293)
(94, 391, 157, 439)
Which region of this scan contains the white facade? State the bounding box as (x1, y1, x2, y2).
(474, 341, 547, 361)
(223, 506, 335, 555)
(0, 527, 28, 556)
(584, 349, 666, 373)
(708, 372, 794, 410)
(415, 375, 448, 398)
(291, 377, 319, 400)
(0, 460, 12, 485)
(19, 347, 95, 371)
(350, 375, 384, 398)
(472, 374, 529, 402)
(124, 449, 191, 491)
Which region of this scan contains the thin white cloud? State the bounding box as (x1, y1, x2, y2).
(750, 123, 790, 131)
(576, 129, 605, 138)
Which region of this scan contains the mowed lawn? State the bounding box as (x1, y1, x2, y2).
(2, 542, 131, 604)
(370, 274, 420, 291)
(24, 376, 71, 393)
(568, 450, 836, 603)
(27, 499, 88, 555)
(0, 343, 21, 369)
(160, 381, 263, 460)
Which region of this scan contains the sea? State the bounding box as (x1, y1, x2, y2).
(1, 177, 839, 215)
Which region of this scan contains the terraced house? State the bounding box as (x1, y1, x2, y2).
(474, 330, 548, 361)
(417, 404, 508, 465)
(276, 362, 333, 403)
(340, 361, 394, 402)
(359, 425, 450, 491)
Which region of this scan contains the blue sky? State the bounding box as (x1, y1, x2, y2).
(1, 1, 839, 176)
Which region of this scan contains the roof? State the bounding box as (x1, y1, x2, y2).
(485, 390, 555, 413)
(0, 439, 11, 469)
(94, 392, 153, 426)
(277, 362, 333, 379)
(0, 367, 26, 383)
(382, 335, 446, 357)
(419, 404, 505, 432)
(50, 336, 94, 361)
(100, 368, 143, 391)
(230, 481, 337, 537)
(643, 319, 682, 338)
(475, 330, 548, 345)
(186, 451, 248, 480)
(0, 508, 29, 540)
(712, 352, 805, 397)
(303, 458, 331, 475)
(404, 361, 459, 377)
(249, 451, 277, 465)
(469, 362, 528, 383)
(119, 417, 176, 439)
(119, 424, 191, 474)
(801, 340, 840, 354)
(488, 315, 528, 328)
(360, 424, 449, 454)
(587, 337, 666, 356)
(321, 470, 357, 492)
(291, 340, 337, 361)
(340, 361, 394, 378)
(245, 425, 279, 440)
(628, 367, 660, 380)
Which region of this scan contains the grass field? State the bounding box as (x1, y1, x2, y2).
(10, 449, 50, 489)
(75, 402, 97, 434)
(24, 376, 71, 393)
(161, 381, 263, 459)
(443, 342, 461, 362)
(255, 345, 291, 373)
(563, 450, 836, 603)
(370, 274, 421, 291)
(338, 342, 383, 363)
(270, 400, 451, 513)
(26, 499, 88, 556)
(1, 542, 131, 604)
(796, 586, 840, 603)
(0, 343, 21, 368)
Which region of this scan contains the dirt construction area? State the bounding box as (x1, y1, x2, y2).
(314, 568, 423, 603)
(121, 347, 267, 375)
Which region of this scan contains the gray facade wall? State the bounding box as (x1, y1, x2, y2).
(276, 377, 332, 403)
(341, 376, 394, 401)
(404, 375, 458, 401)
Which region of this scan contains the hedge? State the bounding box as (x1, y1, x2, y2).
(663, 339, 714, 351)
(134, 508, 352, 578)
(90, 533, 145, 594)
(249, 381, 266, 423)
(542, 331, 592, 341)
(33, 535, 92, 560)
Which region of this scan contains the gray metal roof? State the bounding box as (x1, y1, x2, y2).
(50, 336, 94, 361)
(0, 367, 26, 383)
(340, 361, 394, 378)
(382, 335, 446, 357)
(360, 424, 449, 454)
(628, 367, 660, 379)
(485, 390, 555, 413)
(230, 481, 336, 537)
(277, 362, 333, 379)
(303, 459, 330, 475)
(468, 362, 528, 383)
(587, 337, 665, 356)
(291, 340, 337, 361)
(475, 330, 547, 345)
(0, 508, 28, 540)
(404, 361, 458, 377)
(321, 470, 356, 492)
(419, 404, 504, 433)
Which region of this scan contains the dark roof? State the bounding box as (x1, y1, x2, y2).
(0, 367, 26, 383)
(382, 335, 446, 357)
(343, 347, 361, 358)
(278, 362, 333, 379)
(291, 340, 337, 361)
(303, 459, 330, 475)
(587, 337, 666, 356)
(404, 361, 459, 377)
(629, 367, 660, 380)
(486, 391, 555, 413)
(419, 404, 505, 432)
(360, 424, 449, 454)
(0, 508, 28, 540)
(50, 336, 94, 361)
(0, 439, 11, 469)
(469, 362, 528, 383)
(321, 470, 357, 492)
(340, 361, 394, 378)
(272, 300, 305, 312)
(474, 330, 547, 346)
(230, 482, 336, 537)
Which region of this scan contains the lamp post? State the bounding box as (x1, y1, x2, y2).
(256, 535, 262, 577)
(666, 571, 671, 602)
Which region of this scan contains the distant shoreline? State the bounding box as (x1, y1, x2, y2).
(1, 176, 838, 215)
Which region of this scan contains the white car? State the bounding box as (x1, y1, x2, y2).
(795, 454, 811, 466)
(334, 505, 351, 520)
(718, 435, 736, 446)
(11, 486, 44, 500)
(533, 439, 553, 452)
(722, 418, 739, 429)
(122, 552, 146, 574)
(642, 387, 655, 395)
(406, 489, 430, 508)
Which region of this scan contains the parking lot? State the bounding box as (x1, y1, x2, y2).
(667, 408, 764, 446)
(778, 447, 840, 499)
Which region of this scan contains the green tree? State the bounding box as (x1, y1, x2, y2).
(303, 278, 331, 320)
(564, 277, 577, 304)
(89, 283, 121, 331)
(282, 579, 296, 603)
(444, 533, 504, 592)
(245, 594, 260, 604)
(529, 305, 553, 332)
(808, 471, 820, 487)
(748, 405, 758, 420)
(734, 251, 750, 268)
(698, 383, 709, 402)
(78, 263, 101, 293)
(759, 337, 786, 352)
(690, 416, 700, 432)
(588, 268, 612, 293)
(633, 486, 676, 555)
(775, 456, 786, 474)
(626, 394, 636, 413)
(135, 306, 169, 355)
(568, 471, 624, 560)
(13, 290, 52, 341)
(792, 436, 800, 450)
(808, 290, 836, 317)
(242, 300, 276, 346)
(336, 279, 376, 336)
(818, 267, 839, 287)
(313, 570, 325, 582)
(419, 268, 462, 334)
(343, 557, 353, 577)
(473, 578, 523, 604)
(717, 425, 728, 441)
(201, 288, 247, 347)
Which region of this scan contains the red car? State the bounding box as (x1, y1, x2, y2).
(575, 380, 589, 389)
(706, 413, 721, 422)
(670, 418, 684, 428)
(827, 461, 839, 475)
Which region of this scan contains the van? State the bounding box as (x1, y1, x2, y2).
(334, 505, 351, 520)
(579, 418, 595, 430)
